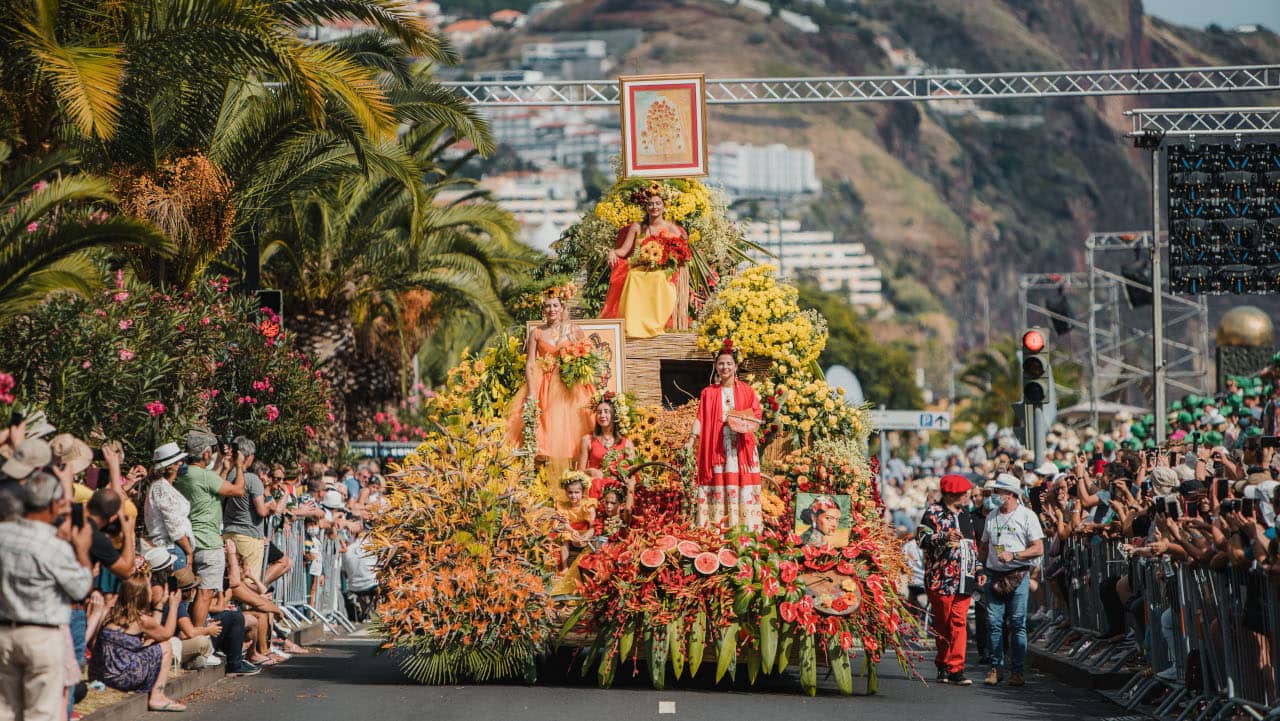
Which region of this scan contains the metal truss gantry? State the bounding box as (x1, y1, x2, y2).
(1085, 232, 1210, 415)
(1018, 232, 1210, 429)
(446, 64, 1280, 107)
(1127, 107, 1280, 137)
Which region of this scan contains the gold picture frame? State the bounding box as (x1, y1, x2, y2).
(619, 73, 709, 179)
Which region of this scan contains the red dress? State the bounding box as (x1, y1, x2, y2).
(601, 224, 688, 332)
(585, 436, 630, 499)
(694, 380, 762, 530)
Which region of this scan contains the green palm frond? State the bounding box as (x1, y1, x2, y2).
(22, 37, 125, 141)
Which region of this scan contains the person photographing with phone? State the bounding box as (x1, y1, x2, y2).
(173, 430, 247, 628)
(980, 473, 1045, 687)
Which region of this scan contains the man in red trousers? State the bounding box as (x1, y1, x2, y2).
(917, 473, 982, 686)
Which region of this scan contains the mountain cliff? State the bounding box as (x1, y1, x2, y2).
(466, 0, 1280, 388)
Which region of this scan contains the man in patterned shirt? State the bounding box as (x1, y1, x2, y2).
(917, 473, 982, 686)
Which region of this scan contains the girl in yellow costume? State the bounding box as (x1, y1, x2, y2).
(550, 471, 597, 596)
(504, 285, 596, 472)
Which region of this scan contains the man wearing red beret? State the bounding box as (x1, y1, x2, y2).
(917, 473, 982, 686)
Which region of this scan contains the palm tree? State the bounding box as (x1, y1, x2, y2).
(0, 144, 172, 319)
(957, 337, 1021, 428)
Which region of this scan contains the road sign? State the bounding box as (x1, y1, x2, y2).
(868, 410, 952, 432)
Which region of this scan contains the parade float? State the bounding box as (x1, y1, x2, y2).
(368, 170, 915, 696)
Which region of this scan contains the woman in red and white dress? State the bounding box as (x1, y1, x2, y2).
(685, 340, 763, 531)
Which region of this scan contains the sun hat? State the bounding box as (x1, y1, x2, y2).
(2, 438, 52, 479)
(173, 567, 201, 590)
(1150, 467, 1179, 495)
(152, 442, 188, 470)
(993, 473, 1022, 494)
(320, 490, 345, 510)
(143, 546, 177, 572)
(49, 434, 93, 475)
(185, 429, 218, 457)
(1034, 462, 1058, 477)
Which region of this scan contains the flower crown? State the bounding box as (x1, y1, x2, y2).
(714, 337, 739, 360)
(598, 478, 626, 500)
(589, 390, 617, 409)
(542, 281, 577, 303)
(560, 469, 592, 490)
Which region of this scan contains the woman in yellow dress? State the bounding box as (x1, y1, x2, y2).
(602, 187, 689, 338)
(504, 285, 595, 464)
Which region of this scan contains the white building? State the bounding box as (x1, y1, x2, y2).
(521, 39, 608, 79)
(475, 170, 585, 253)
(483, 105, 619, 169)
(709, 142, 821, 199)
(745, 219, 883, 308)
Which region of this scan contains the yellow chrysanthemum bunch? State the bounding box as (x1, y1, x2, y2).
(753, 368, 871, 447)
(592, 178, 714, 229)
(696, 264, 826, 369)
(594, 197, 644, 228)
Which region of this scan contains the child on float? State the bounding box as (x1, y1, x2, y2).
(594, 479, 633, 543)
(554, 471, 597, 570)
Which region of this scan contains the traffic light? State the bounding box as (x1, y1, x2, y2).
(1021, 327, 1050, 405)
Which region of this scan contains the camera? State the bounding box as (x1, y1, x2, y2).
(1261, 436, 1280, 449)
(1222, 498, 1242, 513)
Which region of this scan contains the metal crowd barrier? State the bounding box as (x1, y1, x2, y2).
(1030, 535, 1280, 721)
(263, 516, 354, 635)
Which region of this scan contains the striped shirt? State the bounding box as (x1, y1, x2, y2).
(0, 519, 92, 625)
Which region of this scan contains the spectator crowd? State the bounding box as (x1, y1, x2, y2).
(0, 417, 386, 719)
(891, 367, 1280, 703)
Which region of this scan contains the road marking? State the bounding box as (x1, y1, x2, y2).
(658, 701, 676, 714)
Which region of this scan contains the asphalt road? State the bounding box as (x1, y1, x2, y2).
(176, 631, 1126, 721)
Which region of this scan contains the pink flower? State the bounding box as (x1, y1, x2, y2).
(112, 291, 128, 303)
(264, 404, 279, 422)
(32, 180, 48, 192)
(81, 360, 91, 369)
(237, 395, 257, 405)
(326, 412, 335, 422)
(26, 222, 38, 233)
(114, 269, 125, 289)
(118, 348, 135, 362)
(305, 426, 316, 439)
(145, 400, 166, 417)
(118, 319, 133, 330)
(200, 317, 210, 325)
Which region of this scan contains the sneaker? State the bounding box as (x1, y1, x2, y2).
(270, 648, 292, 661)
(227, 662, 261, 676)
(948, 671, 973, 686)
(1007, 672, 1025, 687)
(936, 670, 950, 684)
(199, 654, 223, 668)
(1155, 666, 1179, 681)
(984, 668, 1001, 686)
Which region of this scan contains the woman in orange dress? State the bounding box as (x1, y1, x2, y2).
(600, 188, 689, 335)
(504, 287, 595, 463)
(575, 393, 636, 500)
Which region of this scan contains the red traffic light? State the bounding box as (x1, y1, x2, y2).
(1022, 329, 1046, 353)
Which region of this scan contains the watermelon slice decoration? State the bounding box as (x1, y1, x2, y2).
(639, 548, 666, 569)
(693, 551, 720, 575)
(677, 540, 702, 559)
(655, 534, 679, 552)
(717, 548, 739, 568)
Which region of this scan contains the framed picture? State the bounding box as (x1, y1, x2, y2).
(619, 73, 708, 179)
(793, 492, 852, 548)
(526, 319, 625, 396)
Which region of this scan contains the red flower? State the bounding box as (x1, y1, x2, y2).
(831, 596, 849, 612)
(778, 560, 799, 584)
(779, 601, 797, 623)
(762, 574, 780, 598)
(838, 631, 854, 650)
(836, 561, 856, 576)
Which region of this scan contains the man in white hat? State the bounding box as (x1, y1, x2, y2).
(980, 472, 1044, 688)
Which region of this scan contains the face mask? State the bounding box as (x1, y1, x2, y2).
(984, 497, 1001, 512)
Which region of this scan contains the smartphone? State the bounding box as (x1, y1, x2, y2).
(1023, 461, 1036, 472)
(1168, 452, 1179, 466)
(1186, 503, 1200, 518)
(70, 504, 84, 528)
(91, 447, 105, 463)
(1261, 436, 1280, 449)
(1141, 479, 1154, 495)
(166, 576, 178, 593)
(7, 409, 22, 427)
(1243, 498, 1257, 518)
(1165, 497, 1183, 520)
(1215, 480, 1231, 501)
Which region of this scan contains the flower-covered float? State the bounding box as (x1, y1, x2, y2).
(368, 173, 914, 696)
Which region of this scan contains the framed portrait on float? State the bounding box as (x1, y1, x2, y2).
(526, 319, 625, 396)
(793, 492, 852, 549)
(618, 73, 708, 179)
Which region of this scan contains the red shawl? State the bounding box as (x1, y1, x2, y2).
(695, 379, 761, 485)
